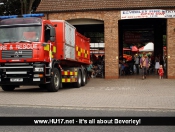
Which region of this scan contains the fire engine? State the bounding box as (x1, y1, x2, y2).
(0, 14, 90, 92)
(123, 48, 132, 62)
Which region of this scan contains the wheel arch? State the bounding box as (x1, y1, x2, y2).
(52, 60, 62, 88)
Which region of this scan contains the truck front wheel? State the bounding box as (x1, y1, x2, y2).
(1, 85, 16, 91)
(47, 68, 61, 92)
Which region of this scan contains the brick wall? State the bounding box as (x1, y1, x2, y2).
(103, 11, 120, 79)
(167, 18, 175, 79)
(45, 10, 175, 79)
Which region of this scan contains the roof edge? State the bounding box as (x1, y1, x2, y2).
(36, 6, 175, 13)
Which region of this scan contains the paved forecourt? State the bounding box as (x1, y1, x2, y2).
(0, 78, 174, 110)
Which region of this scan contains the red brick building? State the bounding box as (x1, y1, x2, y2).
(36, 0, 175, 79)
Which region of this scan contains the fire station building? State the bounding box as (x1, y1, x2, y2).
(36, 0, 175, 79)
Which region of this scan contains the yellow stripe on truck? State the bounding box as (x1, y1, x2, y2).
(62, 78, 77, 83)
(49, 51, 53, 58)
(44, 44, 49, 51)
(64, 71, 68, 75)
(78, 51, 81, 56)
(62, 71, 77, 75)
(70, 72, 73, 75)
(53, 46, 56, 53)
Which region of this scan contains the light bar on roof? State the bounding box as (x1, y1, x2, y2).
(22, 13, 44, 18)
(0, 15, 17, 19)
(0, 13, 44, 20)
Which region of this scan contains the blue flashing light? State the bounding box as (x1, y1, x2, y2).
(0, 15, 17, 20)
(22, 13, 44, 18)
(0, 13, 44, 20)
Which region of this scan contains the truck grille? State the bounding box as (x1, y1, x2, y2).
(2, 50, 32, 59)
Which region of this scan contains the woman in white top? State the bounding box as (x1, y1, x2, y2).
(155, 56, 160, 74)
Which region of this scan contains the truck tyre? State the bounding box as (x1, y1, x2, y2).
(1, 85, 16, 91)
(47, 68, 61, 92)
(81, 70, 87, 86)
(74, 70, 82, 88)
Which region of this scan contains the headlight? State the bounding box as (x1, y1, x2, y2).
(34, 67, 44, 72)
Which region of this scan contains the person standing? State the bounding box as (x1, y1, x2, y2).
(155, 55, 160, 74)
(140, 53, 149, 80)
(158, 65, 164, 79)
(87, 61, 95, 78)
(119, 55, 123, 76)
(134, 54, 140, 74)
(130, 55, 135, 74)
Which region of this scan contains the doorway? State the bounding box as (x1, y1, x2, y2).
(118, 18, 167, 79)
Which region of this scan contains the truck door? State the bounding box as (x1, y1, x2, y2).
(43, 25, 56, 61)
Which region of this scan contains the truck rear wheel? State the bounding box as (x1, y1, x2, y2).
(1, 85, 16, 91)
(74, 70, 82, 88)
(47, 68, 61, 92)
(81, 70, 87, 86)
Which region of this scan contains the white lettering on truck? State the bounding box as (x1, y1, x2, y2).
(0, 44, 38, 50)
(16, 44, 38, 49)
(0, 45, 7, 50)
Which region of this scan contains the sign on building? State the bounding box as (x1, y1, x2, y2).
(121, 9, 175, 19)
(165, 10, 175, 18)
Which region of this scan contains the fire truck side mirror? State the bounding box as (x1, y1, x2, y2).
(50, 27, 55, 37)
(50, 37, 55, 42)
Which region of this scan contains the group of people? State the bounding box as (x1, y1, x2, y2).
(87, 54, 105, 78)
(119, 53, 166, 80)
(119, 55, 134, 75)
(140, 53, 164, 79)
(88, 53, 166, 79)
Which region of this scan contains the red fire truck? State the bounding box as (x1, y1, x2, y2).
(123, 48, 132, 62)
(0, 14, 90, 92)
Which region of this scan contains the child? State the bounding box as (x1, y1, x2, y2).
(158, 65, 164, 79)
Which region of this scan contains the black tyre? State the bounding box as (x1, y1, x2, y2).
(74, 70, 82, 88)
(47, 68, 61, 92)
(1, 85, 16, 91)
(81, 70, 87, 86)
(85, 71, 88, 84)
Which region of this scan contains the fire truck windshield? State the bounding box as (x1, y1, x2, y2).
(0, 26, 41, 43)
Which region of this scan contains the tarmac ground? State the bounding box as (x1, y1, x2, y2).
(0, 77, 174, 111)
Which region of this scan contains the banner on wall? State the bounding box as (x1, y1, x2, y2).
(165, 10, 175, 18)
(121, 9, 175, 19)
